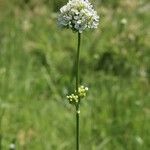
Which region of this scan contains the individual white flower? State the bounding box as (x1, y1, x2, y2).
(58, 0, 99, 33)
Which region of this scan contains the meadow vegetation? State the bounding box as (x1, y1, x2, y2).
(0, 0, 149, 149)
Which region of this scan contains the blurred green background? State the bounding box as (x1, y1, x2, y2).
(0, 0, 149, 149)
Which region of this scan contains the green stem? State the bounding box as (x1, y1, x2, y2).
(76, 32, 81, 94)
(76, 32, 81, 150)
(76, 104, 80, 150)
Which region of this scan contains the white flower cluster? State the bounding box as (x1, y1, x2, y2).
(58, 0, 99, 33)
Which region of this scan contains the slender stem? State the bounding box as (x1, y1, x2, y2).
(76, 104, 80, 150)
(76, 32, 81, 150)
(76, 32, 81, 94)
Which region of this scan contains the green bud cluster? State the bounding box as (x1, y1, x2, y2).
(67, 85, 88, 105)
(78, 85, 88, 98)
(67, 94, 79, 104)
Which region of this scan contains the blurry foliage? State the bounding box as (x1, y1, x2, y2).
(0, 0, 150, 149)
(98, 0, 120, 8)
(95, 51, 132, 76)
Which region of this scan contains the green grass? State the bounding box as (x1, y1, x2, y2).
(0, 0, 150, 149)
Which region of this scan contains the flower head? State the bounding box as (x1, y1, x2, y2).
(58, 0, 99, 33)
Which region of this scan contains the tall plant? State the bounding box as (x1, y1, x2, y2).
(58, 0, 99, 149)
